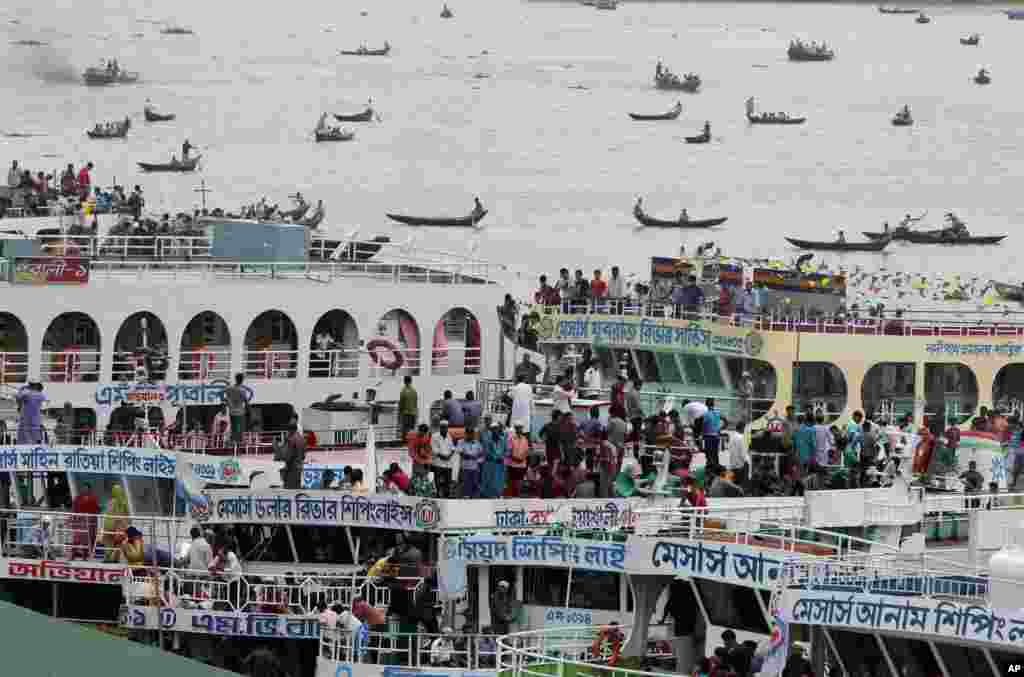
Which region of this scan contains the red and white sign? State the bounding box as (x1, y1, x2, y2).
(13, 257, 90, 285)
(0, 558, 125, 585)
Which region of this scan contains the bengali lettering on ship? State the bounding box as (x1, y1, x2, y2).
(119, 606, 320, 639)
(443, 535, 625, 572)
(548, 314, 756, 356)
(925, 341, 1024, 359)
(648, 540, 781, 587)
(13, 257, 89, 285)
(95, 381, 255, 407)
(0, 445, 175, 479)
(786, 592, 1022, 647)
(4, 559, 124, 585)
(206, 491, 426, 530)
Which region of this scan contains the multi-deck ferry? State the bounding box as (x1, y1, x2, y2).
(3, 227, 1024, 676)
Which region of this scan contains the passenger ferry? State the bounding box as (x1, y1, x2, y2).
(3, 231, 1024, 676)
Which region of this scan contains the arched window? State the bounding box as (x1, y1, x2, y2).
(41, 312, 101, 383)
(372, 310, 420, 376)
(114, 312, 169, 382)
(310, 310, 360, 378)
(244, 310, 298, 380)
(432, 308, 481, 376)
(178, 311, 231, 381)
(0, 312, 29, 384)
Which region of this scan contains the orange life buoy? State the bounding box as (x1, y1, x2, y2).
(366, 338, 405, 371)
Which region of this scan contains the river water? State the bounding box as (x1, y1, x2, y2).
(2, 0, 1023, 298)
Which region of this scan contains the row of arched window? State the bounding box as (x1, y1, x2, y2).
(0, 307, 483, 383)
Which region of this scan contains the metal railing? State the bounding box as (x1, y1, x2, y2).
(242, 350, 299, 380)
(77, 260, 499, 285)
(38, 350, 102, 383)
(309, 349, 361, 378)
(0, 351, 29, 384)
(321, 629, 502, 670)
(525, 301, 1024, 337)
(498, 626, 671, 677)
(1, 509, 185, 564)
(124, 567, 425, 615)
(177, 349, 232, 381)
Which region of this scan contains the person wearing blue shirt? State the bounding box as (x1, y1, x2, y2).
(702, 398, 722, 467)
(442, 390, 465, 427)
(794, 413, 817, 473)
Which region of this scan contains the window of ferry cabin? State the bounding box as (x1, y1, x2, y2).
(522, 567, 621, 611)
(936, 643, 992, 676)
(792, 362, 847, 424)
(692, 579, 770, 635)
(862, 363, 917, 422)
(828, 628, 888, 676)
(882, 636, 942, 677)
(925, 363, 978, 426)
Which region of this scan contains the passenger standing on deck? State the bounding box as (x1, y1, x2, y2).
(77, 162, 93, 200)
(510, 375, 533, 432)
(813, 413, 833, 469)
(274, 420, 306, 489)
(626, 378, 644, 453)
(442, 390, 465, 428)
(431, 420, 457, 498)
(481, 419, 508, 498)
(223, 373, 250, 446)
(462, 390, 482, 433)
(398, 375, 418, 438)
(409, 423, 433, 478)
(16, 381, 47, 444)
(702, 398, 722, 468)
(458, 429, 484, 498)
(490, 580, 514, 635)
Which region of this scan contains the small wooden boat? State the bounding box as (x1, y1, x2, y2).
(747, 113, 806, 125)
(633, 207, 726, 229)
(386, 209, 487, 228)
(316, 129, 355, 142)
(161, 26, 194, 35)
(993, 281, 1024, 301)
(785, 236, 890, 252)
(334, 108, 375, 122)
(595, 0, 618, 9)
(862, 229, 1004, 245)
(960, 34, 980, 46)
(441, 4, 454, 18)
(685, 133, 711, 144)
(891, 113, 913, 126)
(787, 42, 835, 62)
(655, 72, 701, 92)
(137, 155, 200, 172)
(974, 72, 991, 85)
(83, 66, 140, 86)
(86, 120, 130, 139)
(915, 13, 931, 23)
(339, 44, 390, 56)
(628, 102, 682, 121)
(878, 6, 919, 14)
(144, 109, 176, 122)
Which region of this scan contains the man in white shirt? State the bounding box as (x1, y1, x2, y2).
(608, 266, 626, 310)
(431, 419, 458, 498)
(583, 362, 602, 394)
(510, 376, 533, 432)
(724, 420, 750, 488)
(338, 608, 365, 661)
(430, 627, 455, 666)
(187, 527, 212, 571)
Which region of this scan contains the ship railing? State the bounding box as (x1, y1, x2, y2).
(497, 626, 669, 677)
(82, 260, 499, 285)
(0, 351, 29, 384)
(781, 553, 997, 605)
(308, 349, 361, 379)
(0, 508, 186, 566)
(38, 349, 102, 383)
(308, 237, 490, 267)
(35, 234, 213, 260)
(242, 349, 300, 380)
(525, 301, 1024, 336)
(177, 349, 233, 381)
(124, 567, 425, 615)
(320, 629, 503, 670)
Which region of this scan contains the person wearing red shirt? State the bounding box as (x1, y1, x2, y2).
(70, 482, 100, 560)
(590, 269, 608, 300)
(408, 423, 433, 477)
(77, 162, 94, 199)
(382, 463, 410, 494)
(534, 274, 560, 306)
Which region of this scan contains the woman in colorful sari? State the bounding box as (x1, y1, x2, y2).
(102, 484, 130, 561)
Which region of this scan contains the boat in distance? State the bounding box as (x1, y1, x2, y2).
(633, 207, 725, 229)
(878, 5, 919, 14)
(628, 102, 682, 121)
(137, 155, 201, 172)
(339, 43, 390, 56)
(386, 209, 487, 228)
(862, 230, 1006, 245)
(993, 281, 1024, 301)
(144, 109, 176, 122)
(685, 134, 711, 144)
(334, 108, 375, 123)
(315, 129, 355, 142)
(82, 66, 139, 86)
(747, 114, 806, 125)
(785, 236, 890, 251)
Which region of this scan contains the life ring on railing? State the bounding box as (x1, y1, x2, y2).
(366, 338, 404, 371)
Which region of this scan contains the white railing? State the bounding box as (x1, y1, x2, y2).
(0, 351, 29, 384)
(308, 349, 360, 378)
(429, 345, 483, 377)
(783, 553, 993, 606)
(177, 349, 231, 381)
(497, 626, 664, 677)
(365, 346, 423, 378)
(243, 349, 299, 380)
(321, 629, 502, 670)
(526, 302, 1024, 337)
(124, 567, 425, 615)
(38, 349, 102, 383)
(78, 260, 499, 285)
(1, 509, 186, 564)
(34, 234, 212, 260)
